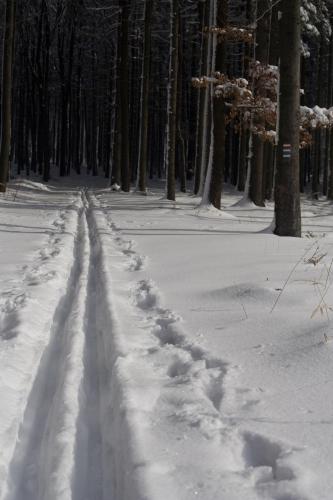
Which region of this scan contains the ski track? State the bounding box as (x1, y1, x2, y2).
(100, 195, 309, 500)
(3, 191, 116, 500)
(72, 192, 106, 500)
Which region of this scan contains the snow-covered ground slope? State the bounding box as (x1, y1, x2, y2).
(1, 178, 333, 500)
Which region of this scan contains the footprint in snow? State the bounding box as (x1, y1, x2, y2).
(134, 280, 160, 310)
(52, 217, 66, 231)
(0, 290, 27, 340)
(0, 290, 26, 311)
(107, 219, 147, 272)
(127, 254, 146, 272)
(40, 246, 61, 261)
(242, 431, 297, 484)
(24, 269, 57, 286)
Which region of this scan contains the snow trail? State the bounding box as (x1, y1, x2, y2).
(4, 191, 116, 500)
(5, 196, 87, 500)
(3, 189, 152, 500)
(72, 191, 106, 500)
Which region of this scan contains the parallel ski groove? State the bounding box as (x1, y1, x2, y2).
(4, 189, 147, 500)
(72, 191, 106, 500)
(4, 191, 113, 500)
(5, 197, 86, 500)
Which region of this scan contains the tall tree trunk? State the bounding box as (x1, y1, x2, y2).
(194, 1, 207, 195)
(274, 0, 301, 237)
(74, 55, 82, 174)
(249, 0, 270, 207)
(111, 19, 122, 186)
(327, 17, 333, 200)
(120, 1, 130, 191)
(177, 19, 186, 193)
(313, 35, 325, 198)
(237, 121, 247, 192)
(208, 0, 227, 209)
(0, 0, 16, 192)
(103, 69, 112, 179)
(200, 0, 216, 203)
(166, 0, 179, 201)
(91, 52, 98, 176)
(41, 8, 50, 182)
(137, 0, 152, 193)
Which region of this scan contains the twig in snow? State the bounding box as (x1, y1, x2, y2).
(305, 247, 327, 266)
(310, 258, 333, 321)
(270, 240, 320, 313)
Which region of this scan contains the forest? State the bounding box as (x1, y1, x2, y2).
(2, 3, 333, 499)
(0, 0, 332, 238)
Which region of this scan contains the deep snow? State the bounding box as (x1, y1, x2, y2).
(1, 177, 333, 500)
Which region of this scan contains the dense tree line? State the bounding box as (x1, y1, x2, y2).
(0, 0, 333, 236)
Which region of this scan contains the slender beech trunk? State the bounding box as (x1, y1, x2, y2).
(91, 52, 98, 176)
(177, 20, 186, 193)
(58, 20, 76, 177)
(194, 1, 207, 195)
(42, 11, 50, 182)
(112, 91, 122, 186)
(237, 121, 247, 191)
(103, 69, 112, 178)
(201, 0, 217, 206)
(328, 18, 333, 200)
(111, 19, 122, 186)
(265, 143, 274, 199)
(166, 0, 179, 201)
(16, 75, 25, 174)
(0, 0, 16, 191)
(249, 0, 270, 207)
(313, 36, 325, 198)
(209, 0, 228, 209)
(74, 54, 82, 174)
(198, 0, 214, 196)
(330, 128, 333, 200)
(30, 89, 37, 173)
(274, 0, 301, 237)
(120, 1, 130, 191)
(137, 0, 152, 192)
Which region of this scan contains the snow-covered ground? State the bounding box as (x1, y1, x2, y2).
(1, 177, 333, 500)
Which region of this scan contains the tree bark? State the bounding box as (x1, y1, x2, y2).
(209, 0, 228, 209)
(166, 0, 179, 201)
(0, 0, 16, 191)
(137, 0, 152, 192)
(327, 18, 333, 200)
(194, 1, 207, 195)
(249, 0, 270, 207)
(274, 0, 301, 237)
(120, 1, 130, 191)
